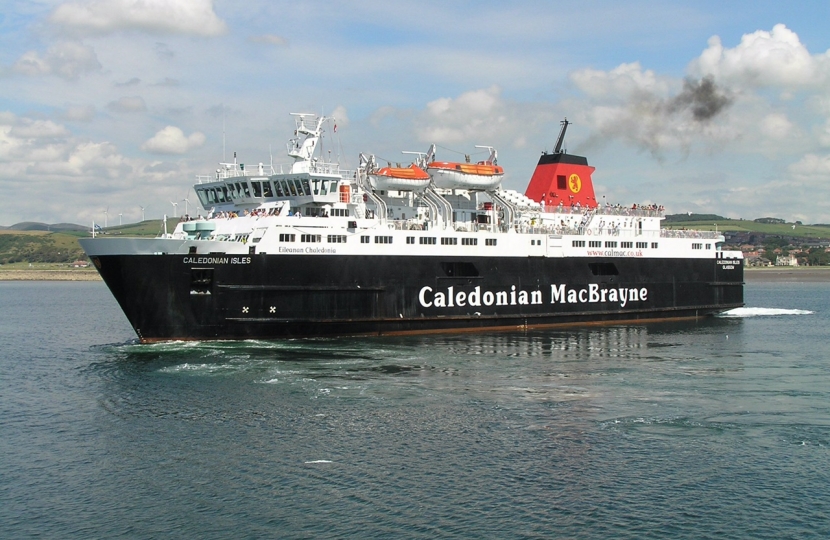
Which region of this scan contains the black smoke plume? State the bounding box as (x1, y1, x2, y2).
(667, 76, 732, 121)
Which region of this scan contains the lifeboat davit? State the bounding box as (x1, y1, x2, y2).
(427, 161, 504, 190)
(367, 164, 431, 192)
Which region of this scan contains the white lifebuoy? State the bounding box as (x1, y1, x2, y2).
(586, 229, 592, 235)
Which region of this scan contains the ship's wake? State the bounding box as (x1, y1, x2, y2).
(718, 307, 814, 318)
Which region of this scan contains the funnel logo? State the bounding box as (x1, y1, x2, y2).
(568, 173, 582, 193)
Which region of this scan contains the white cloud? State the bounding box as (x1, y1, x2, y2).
(107, 96, 147, 113)
(12, 41, 101, 80)
(331, 106, 349, 129)
(49, 0, 227, 37)
(690, 24, 830, 89)
(60, 105, 97, 122)
(789, 153, 830, 179)
(10, 119, 71, 139)
(760, 113, 793, 140)
(141, 126, 205, 154)
(0, 113, 131, 180)
(248, 34, 289, 46)
(571, 62, 671, 100)
(416, 86, 509, 145)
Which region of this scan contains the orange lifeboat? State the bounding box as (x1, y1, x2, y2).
(427, 161, 504, 190)
(367, 164, 431, 192)
(425, 145, 504, 190)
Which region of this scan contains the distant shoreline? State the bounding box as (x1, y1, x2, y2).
(0, 269, 101, 281)
(744, 266, 830, 282)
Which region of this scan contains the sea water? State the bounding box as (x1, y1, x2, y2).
(1, 281, 829, 539)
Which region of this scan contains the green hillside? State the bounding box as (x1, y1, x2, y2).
(0, 220, 165, 264)
(663, 217, 830, 239)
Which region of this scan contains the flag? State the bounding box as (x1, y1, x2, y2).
(333, 124, 337, 133)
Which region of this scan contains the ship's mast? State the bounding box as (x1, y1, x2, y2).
(553, 118, 570, 154)
(287, 113, 332, 174)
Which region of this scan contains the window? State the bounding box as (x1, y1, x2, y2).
(441, 237, 458, 245)
(462, 238, 478, 246)
(327, 235, 346, 243)
(692, 243, 703, 249)
(572, 240, 586, 247)
(605, 241, 618, 248)
(331, 208, 349, 217)
(651, 242, 659, 249)
(589, 241, 601, 248)
(361, 235, 370, 244)
(419, 237, 437, 245)
(557, 175, 567, 190)
(621, 241, 633, 248)
(301, 234, 321, 243)
(406, 237, 415, 244)
(636, 242, 648, 249)
(485, 239, 497, 246)
(374, 236, 392, 244)
(706, 243, 712, 249)
(279, 233, 295, 242)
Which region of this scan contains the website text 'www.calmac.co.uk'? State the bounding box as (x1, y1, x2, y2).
(586, 250, 644, 257)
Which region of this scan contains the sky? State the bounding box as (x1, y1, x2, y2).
(2, 0, 830, 226)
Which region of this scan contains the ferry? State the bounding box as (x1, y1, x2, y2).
(79, 114, 744, 342)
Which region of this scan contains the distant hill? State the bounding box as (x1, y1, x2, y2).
(664, 213, 727, 223)
(4, 222, 89, 232)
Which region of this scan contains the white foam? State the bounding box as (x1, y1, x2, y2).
(304, 460, 333, 464)
(719, 307, 814, 318)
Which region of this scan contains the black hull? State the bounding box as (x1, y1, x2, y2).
(90, 254, 744, 342)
